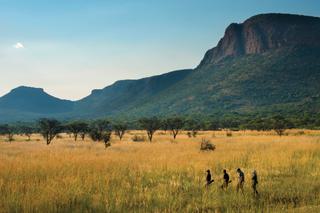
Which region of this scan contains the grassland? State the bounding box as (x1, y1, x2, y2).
(0, 130, 320, 212)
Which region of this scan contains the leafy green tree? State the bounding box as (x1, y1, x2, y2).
(139, 117, 161, 142)
(245, 118, 272, 131)
(79, 123, 89, 141)
(271, 116, 293, 136)
(161, 119, 169, 133)
(89, 119, 112, 148)
(90, 120, 111, 137)
(166, 117, 184, 139)
(113, 123, 127, 140)
(20, 125, 36, 141)
(67, 121, 89, 141)
(207, 120, 220, 130)
(38, 119, 62, 145)
(184, 119, 201, 137)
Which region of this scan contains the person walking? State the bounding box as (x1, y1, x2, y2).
(236, 168, 245, 193)
(252, 170, 259, 196)
(221, 169, 231, 190)
(206, 170, 214, 187)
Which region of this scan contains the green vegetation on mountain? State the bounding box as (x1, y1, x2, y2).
(0, 13, 320, 123)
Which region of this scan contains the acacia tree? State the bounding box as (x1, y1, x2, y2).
(161, 119, 169, 133)
(272, 116, 292, 136)
(139, 117, 161, 142)
(20, 125, 35, 141)
(89, 119, 112, 148)
(38, 119, 62, 145)
(166, 117, 184, 139)
(0, 124, 15, 142)
(184, 119, 201, 137)
(113, 123, 127, 140)
(79, 123, 89, 141)
(67, 121, 88, 141)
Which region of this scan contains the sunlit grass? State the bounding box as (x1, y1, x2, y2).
(0, 130, 319, 212)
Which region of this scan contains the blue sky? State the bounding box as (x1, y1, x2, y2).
(1, 0, 319, 100)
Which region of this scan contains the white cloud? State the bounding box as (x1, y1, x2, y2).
(13, 42, 24, 49)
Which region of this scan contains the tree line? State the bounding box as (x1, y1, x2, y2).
(0, 115, 319, 145)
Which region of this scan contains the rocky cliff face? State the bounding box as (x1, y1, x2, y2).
(198, 13, 320, 68)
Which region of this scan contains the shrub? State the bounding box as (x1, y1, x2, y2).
(187, 132, 192, 138)
(132, 135, 146, 142)
(295, 130, 305, 136)
(226, 130, 233, 137)
(187, 131, 198, 138)
(200, 138, 216, 151)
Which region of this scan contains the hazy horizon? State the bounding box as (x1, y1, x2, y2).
(1, 0, 320, 100)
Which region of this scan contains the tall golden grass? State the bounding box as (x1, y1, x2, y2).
(0, 130, 319, 212)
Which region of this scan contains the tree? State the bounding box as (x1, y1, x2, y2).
(102, 132, 112, 148)
(166, 117, 184, 139)
(90, 120, 111, 137)
(245, 118, 272, 131)
(113, 123, 127, 140)
(79, 123, 89, 141)
(139, 117, 161, 142)
(20, 126, 35, 141)
(207, 119, 220, 131)
(271, 116, 292, 136)
(89, 119, 112, 148)
(38, 119, 62, 145)
(67, 121, 89, 141)
(184, 119, 201, 137)
(161, 119, 169, 133)
(0, 124, 15, 142)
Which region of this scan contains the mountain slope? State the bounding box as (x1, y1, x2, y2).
(131, 46, 320, 117)
(1, 13, 320, 122)
(76, 13, 320, 118)
(73, 69, 193, 118)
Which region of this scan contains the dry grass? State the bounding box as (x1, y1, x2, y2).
(0, 130, 320, 212)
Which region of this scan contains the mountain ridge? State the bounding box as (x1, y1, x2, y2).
(1, 13, 320, 122)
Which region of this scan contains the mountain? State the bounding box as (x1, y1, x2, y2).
(74, 13, 320, 118)
(73, 69, 193, 118)
(1, 13, 320, 122)
(198, 13, 320, 67)
(0, 86, 74, 122)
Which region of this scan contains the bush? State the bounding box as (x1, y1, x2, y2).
(187, 131, 198, 138)
(200, 138, 215, 151)
(187, 132, 192, 138)
(295, 130, 305, 136)
(226, 130, 233, 137)
(132, 135, 146, 142)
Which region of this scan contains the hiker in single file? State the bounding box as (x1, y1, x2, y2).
(221, 169, 231, 190)
(236, 168, 245, 193)
(251, 170, 259, 196)
(206, 170, 214, 186)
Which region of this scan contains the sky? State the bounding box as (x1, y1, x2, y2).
(1, 0, 320, 100)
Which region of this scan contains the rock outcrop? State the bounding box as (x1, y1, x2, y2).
(198, 13, 320, 68)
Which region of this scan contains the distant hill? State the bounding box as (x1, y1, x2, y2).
(0, 86, 74, 122)
(1, 13, 320, 122)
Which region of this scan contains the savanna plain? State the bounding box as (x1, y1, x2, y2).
(0, 130, 320, 212)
